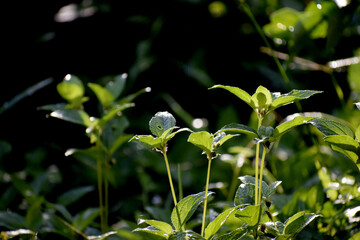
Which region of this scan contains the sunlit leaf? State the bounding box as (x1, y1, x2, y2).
(168, 230, 204, 239)
(138, 219, 173, 235)
(234, 182, 255, 206)
(187, 131, 213, 156)
(215, 123, 258, 139)
(273, 116, 317, 139)
(1, 229, 35, 239)
(250, 86, 272, 110)
(133, 226, 168, 239)
(57, 74, 84, 102)
(88, 83, 114, 107)
(205, 206, 240, 239)
(209, 85, 252, 108)
(324, 135, 360, 163)
(236, 205, 261, 227)
(171, 191, 214, 231)
(129, 135, 162, 149)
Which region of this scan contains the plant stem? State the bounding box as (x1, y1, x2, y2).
(97, 159, 106, 233)
(258, 146, 267, 205)
(254, 118, 263, 206)
(201, 155, 212, 237)
(177, 163, 183, 201)
(162, 148, 185, 232)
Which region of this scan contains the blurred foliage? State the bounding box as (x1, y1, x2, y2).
(1, 0, 360, 238)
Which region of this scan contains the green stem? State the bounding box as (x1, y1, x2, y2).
(254, 118, 263, 206)
(177, 163, 183, 201)
(201, 155, 212, 237)
(241, 2, 291, 89)
(97, 159, 106, 233)
(258, 146, 267, 205)
(162, 148, 185, 232)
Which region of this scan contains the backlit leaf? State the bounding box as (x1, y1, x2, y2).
(209, 85, 252, 108)
(133, 226, 168, 239)
(324, 135, 360, 163)
(309, 118, 354, 137)
(215, 123, 258, 139)
(57, 74, 84, 102)
(88, 83, 114, 107)
(50, 109, 94, 127)
(138, 219, 173, 235)
(205, 206, 239, 239)
(129, 135, 162, 149)
(150, 112, 176, 137)
(270, 90, 322, 111)
(187, 131, 213, 156)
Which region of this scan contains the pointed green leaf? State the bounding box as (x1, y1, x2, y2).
(205, 206, 240, 239)
(187, 131, 213, 156)
(133, 226, 168, 239)
(209, 85, 252, 108)
(270, 90, 322, 111)
(163, 128, 191, 142)
(309, 118, 354, 137)
(57, 74, 84, 102)
(234, 182, 256, 206)
(212, 227, 247, 240)
(150, 112, 176, 137)
(129, 135, 162, 149)
(105, 74, 127, 100)
(283, 211, 320, 236)
(171, 191, 214, 231)
(273, 116, 317, 139)
(138, 219, 173, 235)
(98, 103, 134, 127)
(265, 181, 282, 198)
(50, 109, 94, 127)
(235, 205, 261, 227)
(213, 133, 238, 150)
(57, 186, 94, 207)
(88, 83, 114, 107)
(215, 123, 258, 139)
(324, 135, 360, 163)
(118, 87, 152, 105)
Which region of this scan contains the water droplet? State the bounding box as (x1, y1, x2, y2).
(145, 87, 152, 92)
(121, 73, 128, 79)
(90, 117, 96, 122)
(65, 74, 72, 81)
(192, 118, 208, 129)
(65, 149, 75, 156)
(316, 3, 322, 9)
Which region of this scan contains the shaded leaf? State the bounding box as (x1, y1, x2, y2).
(57, 186, 95, 207)
(283, 211, 320, 236)
(309, 118, 354, 137)
(105, 74, 127, 100)
(168, 230, 204, 240)
(270, 89, 322, 111)
(118, 87, 152, 105)
(50, 109, 94, 127)
(171, 191, 214, 231)
(234, 183, 255, 206)
(212, 227, 247, 240)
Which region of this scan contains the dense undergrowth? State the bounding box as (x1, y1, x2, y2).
(1, 0, 360, 239)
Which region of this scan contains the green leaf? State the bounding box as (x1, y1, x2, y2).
(105, 74, 127, 100)
(171, 191, 213, 231)
(138, 219, 173, 235)
(273, 116, 317, 139)
(309, 118, 354, 137)
(88, 83, 114, 107)
(215, 123, 258, 139)
(50, 109, 94, 127)
(168, 230, 204, 240)
(235, 205, 261, 227)
(57, 74, 84, 102)
(150, 112, 177, 137)
(133, 226, 168, 239)
(57, 186, 94, 206)
(283, 211, 320, 236)
(1, 229, 36, 239)
(270, 89, 322, 111)
(213, 132, 238, 149)
(212, 227, 247, 240)
(324, 135, 360, 163)
(250, 86, 272, 110)
(204, 206, 239, 239)
(163, 128, 192, 143)
(88, 231, 118, 240)
(117, 87, 152, 105)
(356, 126, 360, 142)
(187, 131, 213, 156)
(209, 85, 252, 108)
(234, 182, 256, 206)
(129, 135, 162, 149)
